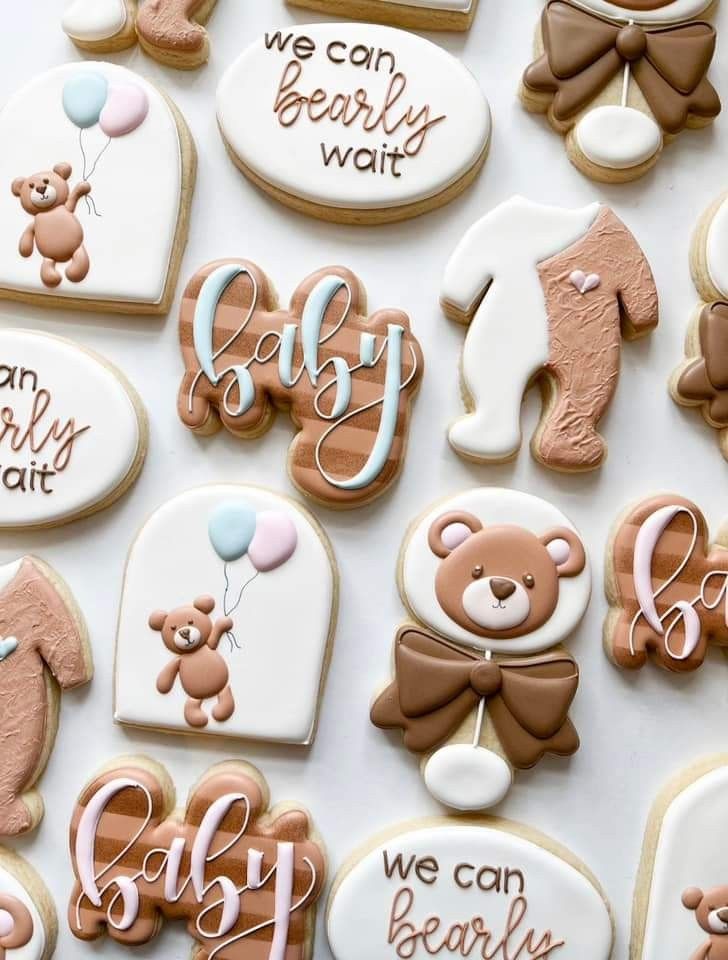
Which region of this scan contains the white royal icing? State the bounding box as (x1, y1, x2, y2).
(115, 485, 336, 745)
(0, 62, 183, 307)
(424, 744, 513, 811)
(62, 0, 128, 42)
(401, 487, 591, 656)
(327, 822, 613, 960)
(575, 105, 662, 170)
(0, 859, 46, 960)
(216, 23, 490, 213)
(572, 0, 713, 22)
(0, 329, 142, 528)
(706, 195, 728, 300)
(441, 196, 600, 462)
(640, 764, 728, 958)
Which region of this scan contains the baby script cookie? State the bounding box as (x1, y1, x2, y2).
(115, 484, 337, 743)
(285, 0, 479, 31)
(629, 756, 728, 959)
(0, 847, 57, 959)
(604, 494, 728, 673)
(0, 329, 146, 529)
(177, 261, 423, 508)
(0, 557, 92, 837)
(671, 191, 728, 459)
(327, 817, 613, 960)
(0, 62, 195, 314)
(371, 488, 591, 811)
(440, 196, 658, 471)
(216, 24, 491, 223)
(69, 756, 326, 960)
(62, 0, 219, 70)
(520, 1, 721, 182)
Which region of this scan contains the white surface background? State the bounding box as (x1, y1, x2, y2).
(2, 2, 728, 957)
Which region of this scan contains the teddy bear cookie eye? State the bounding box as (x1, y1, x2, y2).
(523, 574, 535, 588)
(471, 565, 484, 580)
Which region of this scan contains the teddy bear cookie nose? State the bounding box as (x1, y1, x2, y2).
(616, 24, 647, 62)
(491, 577, 516, 601)
(470, 661, 502, 697)
(719, 907, 728, 923)
(179, 627, 190, 640)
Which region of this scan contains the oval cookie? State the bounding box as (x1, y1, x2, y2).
(0, 847, 57, 959)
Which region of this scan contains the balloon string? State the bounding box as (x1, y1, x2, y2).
(228, 572, 259, 615)
(222, 563, 260, 652)
(86, 136, 111, 179)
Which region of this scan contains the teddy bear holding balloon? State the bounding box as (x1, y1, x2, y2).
(150, 499, 298, 729)
(11, 67, 149, 287)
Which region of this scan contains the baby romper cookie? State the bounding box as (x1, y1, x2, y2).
(69, 756, 326, 959)
(671, 192, 728, 458)
(520, 1, 721, 182)
(371, 487, 591, 811)
(115, 484, 337, 743)
(327, 817, 613, 959)
(604, 494, 728, 673)
(177, 260, 423, 508)
(0, 329, 146, 529)
(216, 24, 491, 223)
(0, 847, 57, 959)
(285, 0, 478, 31)
(440, 196, 658, 471)
(0, 62, 195, 314)
(0, 557, 91, 837)
(629, 756, 728, 959)
(62, 0, 219, 69)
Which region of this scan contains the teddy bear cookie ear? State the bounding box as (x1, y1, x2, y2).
(541, 527, 586, 577)
(193, 595, 215, 615)
(682, 887, 704, 910)
(52, 161, 72, 180)
(427, 510, 483, 558)
(148, 610, 168, 631)
(10, 178, 24, 197)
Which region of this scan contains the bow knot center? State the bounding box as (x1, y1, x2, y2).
(470, 660, 502, 697)
(617, 24, 647, 62)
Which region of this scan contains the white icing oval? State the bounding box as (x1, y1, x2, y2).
(62, 0, 128, 42)
(327, 822, 614, 960)
(0, 62, 184, 309)
(575, 105, 662, 170)
(0, 329, 143, 528)
(706, 195, 728, 299)
(424, 744, 513, 810)
(0, 858, 48, 960)
(571, 0, 712, 22)
(216, 23, 491, 215)
(115, 484, 336, 745)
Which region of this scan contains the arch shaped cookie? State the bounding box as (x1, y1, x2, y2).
(0, 847, 57, 959)
(285, 0, 479, 31)
(0, 62, 195, 314)
(62, 0, 218, 69)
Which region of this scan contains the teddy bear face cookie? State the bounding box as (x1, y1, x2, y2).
(441, 196, 658, 471)
(115, 485, 337, 744)
(285, 0, 479, 31)
(371, 488, 591, 811)
(520, 0, 721, 181)
(0, 62, 195, 314)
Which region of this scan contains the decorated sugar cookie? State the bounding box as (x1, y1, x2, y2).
(177, 261, 423, 507)
(327, 817, 613, 960)
(671, 192, 728, 459)
(0, 62, 195, 314)
(630, 756, 728, 959)
(0, 329, 146, 529)
(604, 494, 728, 673)
(520, 1, 721, 182)
(285, 0, 478, 31)
(216, 24, 491, 223)
(69, 756, 326, 960)
(0, 847, 57, 959)
(440, 196, 658, 471)
(115, 485, 337, 744)
(0, 557, 91, 837)
(371, 488, 591, 811)
(62, 0, 218, 69)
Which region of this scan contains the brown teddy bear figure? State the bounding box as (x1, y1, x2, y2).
(149, 595, 235, 728)
(683, 887, 728, 960)
(11, 162, 91, 288)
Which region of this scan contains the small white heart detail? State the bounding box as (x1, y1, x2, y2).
(0, 636, 18, 662)
(569, 270, 601, 295)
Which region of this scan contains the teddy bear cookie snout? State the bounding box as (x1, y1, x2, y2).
(709, 907, 728, 933)
(462, 575, 531, 631)
(173, 624, 202, 651)
(29, 178, 56, 208)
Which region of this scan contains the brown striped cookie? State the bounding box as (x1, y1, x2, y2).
(68, 756, 326, 960)
(177, 260, 424, 508)
(604, 494, 728, 673)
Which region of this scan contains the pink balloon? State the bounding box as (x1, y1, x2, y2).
(248, 512, 298, 572)
(99, 82, 149, 137)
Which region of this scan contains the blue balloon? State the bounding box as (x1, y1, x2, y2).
(62, 72, 108, 129)
(208, 501, 256, 562)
